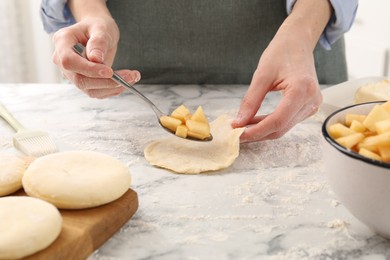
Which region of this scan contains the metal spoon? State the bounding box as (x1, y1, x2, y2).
(72, 43, 212, 142)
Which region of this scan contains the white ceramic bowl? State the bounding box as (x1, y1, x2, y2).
(322, 101, 390, 238)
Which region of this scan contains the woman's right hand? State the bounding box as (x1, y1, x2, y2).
(52, 16, 141, 98)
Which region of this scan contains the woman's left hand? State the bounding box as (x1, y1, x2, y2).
(232, 0, 333, 143)
(232, 28, 322, 142)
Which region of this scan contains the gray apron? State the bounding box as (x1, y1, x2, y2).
(107, 0, 347, 85)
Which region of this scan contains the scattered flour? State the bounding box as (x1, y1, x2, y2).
(242, 196, 254, 204)
(327, 219, 350, 229)
(207, 233, 229, 242)
(326, 219, 355, 240)
(330, 199, 341, 208)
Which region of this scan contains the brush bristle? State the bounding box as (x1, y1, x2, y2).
(13, 132, 57, 157)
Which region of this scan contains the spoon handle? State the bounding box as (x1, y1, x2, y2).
(111, 73, 164, 118)
(72, 43, 212, 142)
(72, 43, 165, 118)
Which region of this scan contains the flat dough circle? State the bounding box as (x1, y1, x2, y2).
(0, 196, 62, 259)
(354, 79, 390, 104)
(22, 151, 131, 209)
(144, 115, 244, 174)
(0, 155, 28, 196)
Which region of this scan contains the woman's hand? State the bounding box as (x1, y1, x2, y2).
(232, 0, 331, 142)
(232, 33, 322, 142)
(52, 2, 140, 98)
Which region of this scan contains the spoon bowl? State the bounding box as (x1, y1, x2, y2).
(72, 43, 212, 142)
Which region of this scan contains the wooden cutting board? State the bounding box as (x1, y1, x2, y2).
(14, 188, 138, 260)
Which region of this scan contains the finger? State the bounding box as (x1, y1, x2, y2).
(66, 51, 113, 78)
(67, 69, 141, 90)
(241, 114, 267, 125)
(65, 71, 117, 92)
(52, 29, 113, 78)
(239, 86, 322, 142)
(117, 69, 142, 83)
(239, 90, 305, 142)
(85, 31, 109, 64)
(53, 45, 113, 79)
(86, 70, 141, 98)
(239, 115, 295, 143)
(232, 69, 273, 128)
(111, 69, 142, 87)
(84, 69, 141, 98)
(85, 87, 125, 99)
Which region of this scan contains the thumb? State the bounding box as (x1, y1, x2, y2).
(85, 33, 110, 64)
(231, 97, 258, 128)
(232, 72, 270, 128)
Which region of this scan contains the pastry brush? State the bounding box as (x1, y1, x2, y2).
(0, 101, 57, 157)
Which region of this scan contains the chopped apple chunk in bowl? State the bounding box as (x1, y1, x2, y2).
(322, 100, 390, 239)
(159, 105, 212, 141)
(326, 100, 390, 162)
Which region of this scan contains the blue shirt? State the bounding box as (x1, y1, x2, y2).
(40, 0, 358, 50)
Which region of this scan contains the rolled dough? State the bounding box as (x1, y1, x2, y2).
(22, 151, 131, 209)
(354, 79, 390, 104)
(0, 196, 62, 259)
(0, 155, 28, 196)
(144, 115, 244, 174)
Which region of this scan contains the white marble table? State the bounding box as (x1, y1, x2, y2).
(1, 83, 390, 260)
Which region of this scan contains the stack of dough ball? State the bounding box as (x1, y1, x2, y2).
(354, 79, 390, 104)
(22, 151, 131, 209)
(0, 155, 29, 196)
(0, 196, 62, 259)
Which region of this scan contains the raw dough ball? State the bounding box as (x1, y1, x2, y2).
(0, 155, 29, 196)
(0, 196, 62, 259)
(144, 115, 244, 174)
(355, 79, 390, 104)
(22, 151, 131, 209)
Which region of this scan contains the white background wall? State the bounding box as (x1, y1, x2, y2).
(29, 0, 61, 83)
(0, 0, 388, 83)
(0, 0, 61, 83)
(344, 0, 390, 79)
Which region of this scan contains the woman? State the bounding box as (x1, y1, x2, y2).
(40, 0, 358, 142)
